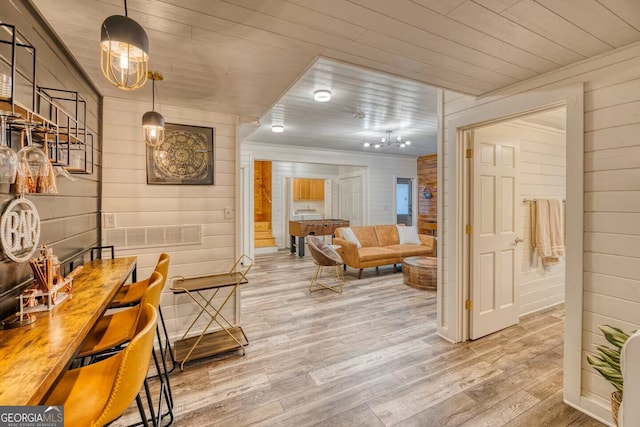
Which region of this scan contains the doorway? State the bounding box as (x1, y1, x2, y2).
(396, 177, 413, 226)
(339, 176, 364, 227)
(463, 108, 568, 340)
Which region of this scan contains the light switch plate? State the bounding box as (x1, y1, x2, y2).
(224, 206, 233, 219)
(103, 213, 116, 228)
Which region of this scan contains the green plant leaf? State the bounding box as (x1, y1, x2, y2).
(586, 325, 633, 394)
(600, 325, 630, 349)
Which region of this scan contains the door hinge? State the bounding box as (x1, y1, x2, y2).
(465, 224, 473, 234)
(466, 148, 473, 159)
(465, 299, 473, 310)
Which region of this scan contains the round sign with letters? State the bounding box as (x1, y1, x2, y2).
(0, 197, 41, 263)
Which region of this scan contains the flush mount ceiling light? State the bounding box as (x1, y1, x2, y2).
(313, 89, 331, 102)
(272, 124, 284, 133)
(142, 71, 165, 147)
(100, 0, 149, 90)
(363, 130, 412, 149)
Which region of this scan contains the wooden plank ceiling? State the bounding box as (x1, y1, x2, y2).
(30, 0, 640, 155)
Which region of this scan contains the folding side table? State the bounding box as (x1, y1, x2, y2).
(170, 254, 253, 371)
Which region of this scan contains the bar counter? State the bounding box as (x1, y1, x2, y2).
(0, 256, 136, 405)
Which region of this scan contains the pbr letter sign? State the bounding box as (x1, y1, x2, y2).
(0, 197, 41, 263)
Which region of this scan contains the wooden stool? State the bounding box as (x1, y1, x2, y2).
(402, 256, 437, 290)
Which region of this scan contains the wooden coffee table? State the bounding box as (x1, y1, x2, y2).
(402, 256, 437, 290)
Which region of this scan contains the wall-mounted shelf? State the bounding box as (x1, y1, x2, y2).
(0, 23, 94, 175)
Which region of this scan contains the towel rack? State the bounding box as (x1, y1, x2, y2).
(522, 198, 565, 205)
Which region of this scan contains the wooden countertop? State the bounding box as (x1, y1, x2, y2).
(0, 256, 136, 405)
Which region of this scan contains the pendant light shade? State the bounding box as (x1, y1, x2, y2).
(142, 71, 165, 147)
(100, 4, 149, 90)
(142, 110, 165, 147)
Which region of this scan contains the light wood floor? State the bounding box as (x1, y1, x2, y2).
(117, 250, 605, 426)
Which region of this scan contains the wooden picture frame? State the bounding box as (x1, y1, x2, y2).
(146, 123, 214, 185)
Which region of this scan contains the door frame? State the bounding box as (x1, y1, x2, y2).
(443, 84, 584, 405)
(394, 176, 415, 226)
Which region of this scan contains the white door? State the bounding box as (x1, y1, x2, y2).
(339, 176, 363, 226)
(470, 130, 521, 339)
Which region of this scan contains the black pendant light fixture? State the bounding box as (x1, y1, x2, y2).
(100, 0, 149, 90)
(142, 71, 165, 147)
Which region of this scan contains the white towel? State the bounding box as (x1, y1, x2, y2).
(534, 199, 565, 266)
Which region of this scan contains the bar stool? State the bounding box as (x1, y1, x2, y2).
(108, 253, 175, 422)
(76, 272, 170, 425)
(76, 271, 163, 360)
(110, 253, 175, 373)
(44, 303, 157, 427)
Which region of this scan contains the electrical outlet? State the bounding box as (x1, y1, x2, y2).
(224, 206, 233, 219)
(103, 213, 116, 228)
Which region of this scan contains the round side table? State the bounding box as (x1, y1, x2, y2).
(402, 256, 437, 290)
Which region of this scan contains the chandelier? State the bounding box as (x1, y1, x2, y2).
(363, 130, 411, 149)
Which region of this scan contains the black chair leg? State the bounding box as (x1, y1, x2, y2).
(152, 342, 174, 426)
(143, 379, 158, 427)
(135, 395, 150, 427)
(158, 306, 176, 374)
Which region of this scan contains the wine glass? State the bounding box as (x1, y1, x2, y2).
(0, 111, 18, 184)
(17, 121, 49, 192)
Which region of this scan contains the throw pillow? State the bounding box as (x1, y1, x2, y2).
(397, 225, 421, 245)
(341, 227, 362, 248)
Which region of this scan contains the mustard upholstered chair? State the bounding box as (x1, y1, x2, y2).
(307, 235, 345, 294)
(109, 253, 169, 308)
(45, 303, 158, 427)
(77, 271, 172, 426)
(76, 271, 163, 359)
(109, 253, 175, 374)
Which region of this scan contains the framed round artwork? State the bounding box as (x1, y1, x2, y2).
(146, 123, 214, 185)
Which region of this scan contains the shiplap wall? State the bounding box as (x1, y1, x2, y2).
(0, 1, 100, 317)
(443, 42, 640, 424)
(242, 142, 418, 228)
(474, 122, 566, 317)
(102, 97, 239, 342)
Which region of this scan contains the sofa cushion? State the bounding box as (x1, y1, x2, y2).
(340, 227, 362, 249)
(374, 225, 400, 246)
(357, 247, 400, 262)
(397, 225, 421, 244)
(386, 244, 432, 258)
(351, 227, 379, 248)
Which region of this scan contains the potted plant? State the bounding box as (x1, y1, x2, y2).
(587, 325, 632, 426)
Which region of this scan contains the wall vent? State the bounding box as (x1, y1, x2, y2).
(105, 225, 202, 249)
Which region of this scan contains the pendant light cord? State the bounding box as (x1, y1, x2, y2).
(152, 77, 156, 111)
(124, 0, 128, 17)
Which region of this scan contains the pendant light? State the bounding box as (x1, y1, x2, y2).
(142, 71, 165, 147)
(100, 0, 149, 90)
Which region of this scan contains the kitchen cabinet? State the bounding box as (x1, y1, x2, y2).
(293, 178, 324, 201)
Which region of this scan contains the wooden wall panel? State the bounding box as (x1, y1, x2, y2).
(0, 0, 101, 319)
(417, 154, 437, 234)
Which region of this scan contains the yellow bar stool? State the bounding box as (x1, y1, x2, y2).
(44, 303, 157, 427)
(77, 272, 171, 426)
(109, 253, 175, 374)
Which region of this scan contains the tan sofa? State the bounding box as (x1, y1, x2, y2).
(333, 225, 435, 279)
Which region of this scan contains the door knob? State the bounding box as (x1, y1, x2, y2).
(512, 237, 524, 246)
